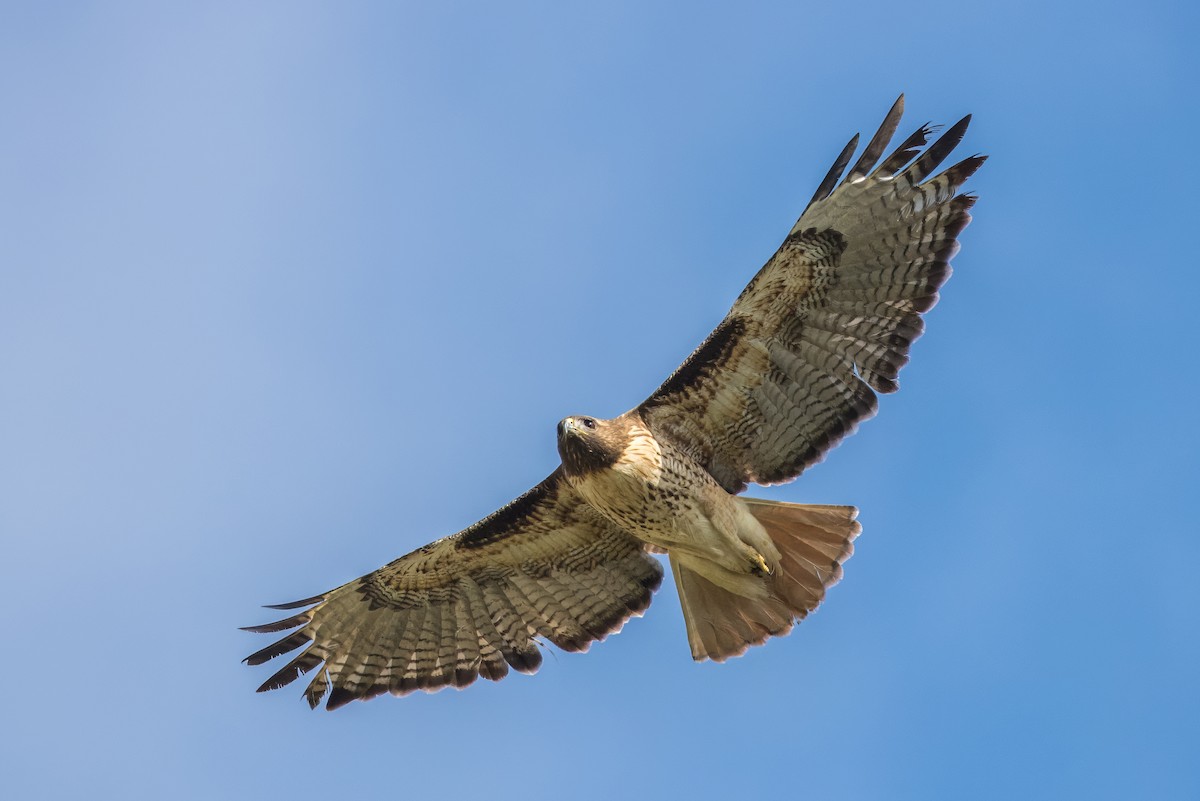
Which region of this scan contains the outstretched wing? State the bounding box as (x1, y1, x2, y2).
(639, 95, 984, 493)
(243, 469, 663, 710)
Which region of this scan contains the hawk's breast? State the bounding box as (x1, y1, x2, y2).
(569, 420, 727, 554)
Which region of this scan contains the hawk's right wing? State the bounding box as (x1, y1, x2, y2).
(243, 469, 663, 710)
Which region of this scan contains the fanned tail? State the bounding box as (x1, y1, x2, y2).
(671, 500, 860, 662)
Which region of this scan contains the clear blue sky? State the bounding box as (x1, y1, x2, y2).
(2, 2, 1197, 799)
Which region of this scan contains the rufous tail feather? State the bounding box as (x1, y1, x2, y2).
(671, 500, 860, 662)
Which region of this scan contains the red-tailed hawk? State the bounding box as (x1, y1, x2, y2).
(244, 95, 984, 710)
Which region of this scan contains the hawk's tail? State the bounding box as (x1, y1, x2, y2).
(671, 500, 860, 662)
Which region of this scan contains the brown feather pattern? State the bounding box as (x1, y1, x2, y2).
(243, 471, 663, 710)
(640, 95, 982, 492)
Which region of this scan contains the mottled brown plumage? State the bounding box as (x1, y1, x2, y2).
(244, 95, 983, 709)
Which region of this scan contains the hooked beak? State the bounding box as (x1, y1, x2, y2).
(558, 417, 578, 438)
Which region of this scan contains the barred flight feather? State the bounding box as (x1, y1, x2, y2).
(243, 472, 663, 709)
(847, 95, 906, 182)
(641, 94, 982, 493)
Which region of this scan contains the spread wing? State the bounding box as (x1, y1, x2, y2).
(639, 95, 984, 493)
(243, 469, 663, 710)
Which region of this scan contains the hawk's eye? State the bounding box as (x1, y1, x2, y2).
(582, 418, 597, 430)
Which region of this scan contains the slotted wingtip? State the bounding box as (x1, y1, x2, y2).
(239, 610, 309, 633)
(873, 121, 937, 177)
(263, 594, 324, 610)
(805, 132, 860, 213)
(324, 687, 357, 711)
(847, 94, 907, 182)
(242, 630, 313, 666)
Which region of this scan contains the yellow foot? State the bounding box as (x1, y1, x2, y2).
(749, 552, 772, 576)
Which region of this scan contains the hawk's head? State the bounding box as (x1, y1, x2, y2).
(557, 415, 628, 477)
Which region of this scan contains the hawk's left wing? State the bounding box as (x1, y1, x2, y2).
(639, 95, 984, 493)
(243, 469, 663, 710)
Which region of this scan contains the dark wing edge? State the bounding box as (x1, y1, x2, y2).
(640, 96, 985, 492)
(242, 469, 663, 710)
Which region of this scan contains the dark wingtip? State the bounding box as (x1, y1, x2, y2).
(905, 113, 973, 184)
(325, 686, 358, 711)
(941, 153, 988, 187)
(243, 630, 311, 666)
(263, 594, 324, 610)
(847, 94, 905, 182)
(240, 610, 310, 633)
(255, 650, 322, 693)
(805, 132, 860, 213)
(305, 671, 329, 709)
(874, 122, 935, 177)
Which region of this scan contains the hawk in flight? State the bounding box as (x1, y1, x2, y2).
(244, 95, 984, 710)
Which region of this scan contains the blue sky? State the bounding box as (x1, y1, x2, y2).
(2, 2, 1197, 799)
